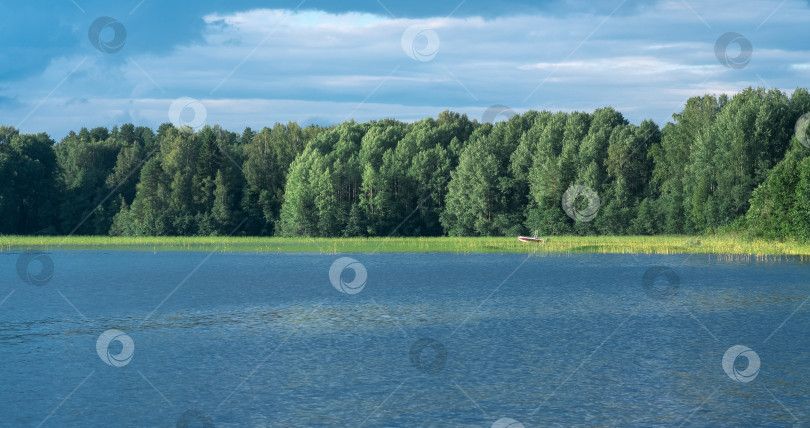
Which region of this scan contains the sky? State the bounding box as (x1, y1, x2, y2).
(1, 0, 808, 138)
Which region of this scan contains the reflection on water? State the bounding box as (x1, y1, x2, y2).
(0, 252, 808, 426)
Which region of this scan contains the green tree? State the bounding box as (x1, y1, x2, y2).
(441, 134, 500, 236)
(0, 130, 60, 234)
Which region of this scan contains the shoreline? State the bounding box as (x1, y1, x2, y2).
(1, 235, 808, 257)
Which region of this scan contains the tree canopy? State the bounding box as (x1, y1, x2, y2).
(1, 87, 808, 239)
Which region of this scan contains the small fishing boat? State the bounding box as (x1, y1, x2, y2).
(518, 230, 547, 243)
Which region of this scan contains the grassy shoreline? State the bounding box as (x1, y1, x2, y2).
(0, 235, 808, 257)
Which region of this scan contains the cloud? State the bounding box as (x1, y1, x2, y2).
(519, 57, 717, 77)
(7, 97, 551, 138)
(2, 0, 809, 137)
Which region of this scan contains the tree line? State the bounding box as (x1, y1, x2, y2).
(1, 87, 809, 239)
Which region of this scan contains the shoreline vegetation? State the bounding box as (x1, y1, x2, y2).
(2, 235, 809, 259)
(2, 88, 810, 243)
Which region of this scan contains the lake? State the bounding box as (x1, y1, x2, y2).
(0, 251, 808, 427)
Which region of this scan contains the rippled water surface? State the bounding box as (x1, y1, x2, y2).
(1, 251, 809, 427)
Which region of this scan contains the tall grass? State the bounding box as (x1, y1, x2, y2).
(1, 234, 809, 257)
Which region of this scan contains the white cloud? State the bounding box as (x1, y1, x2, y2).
(4, 0, 810, 137)
(7, 97, 582, 137)
(519, 57, 717, 76)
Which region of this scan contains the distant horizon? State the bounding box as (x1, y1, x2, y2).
(9, 85, 807, 140)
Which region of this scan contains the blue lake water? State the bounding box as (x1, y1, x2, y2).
(1, 251, 809, 427)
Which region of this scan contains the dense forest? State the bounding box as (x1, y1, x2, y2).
(1, 87, 809, 239)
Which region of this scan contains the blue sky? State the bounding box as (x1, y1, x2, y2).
(1, 0, 809, 137)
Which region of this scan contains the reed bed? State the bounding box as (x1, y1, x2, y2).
(0, 235, 808, 257)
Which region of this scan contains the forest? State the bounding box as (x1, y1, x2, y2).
(1, 87, 809, 239)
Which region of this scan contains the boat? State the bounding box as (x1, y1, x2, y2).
(518, 230, 547, 243)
